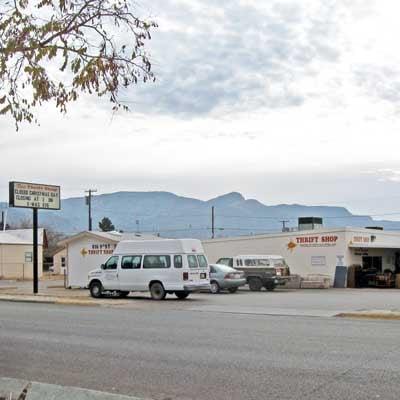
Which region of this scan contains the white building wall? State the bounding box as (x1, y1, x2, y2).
(53, 248, 67, 274)
(67, 236, 117, 287)
(203, 229, 348, 282)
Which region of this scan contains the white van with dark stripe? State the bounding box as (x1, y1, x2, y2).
(88, 239, 210, 300)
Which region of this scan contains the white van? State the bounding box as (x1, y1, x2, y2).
(216, 255, 290, 291)
(217, 255, 290, 276)
(87, 239, 210, 300)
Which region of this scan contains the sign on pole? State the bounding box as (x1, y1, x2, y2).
(9, 181, 60, 210)
(8, 181, 61, 294)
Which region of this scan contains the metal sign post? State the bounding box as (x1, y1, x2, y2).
(33, 208, 38, 293)
(9, 181, 61, 294)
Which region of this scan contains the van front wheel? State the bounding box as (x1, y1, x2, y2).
(175, 291, 190, 299)
(150, 282, 166, 300)
(90, 281, 103, 298)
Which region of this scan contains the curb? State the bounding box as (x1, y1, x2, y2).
(0, 294, 131, 307)
(336, 311, 400, 320)
(0, 295, 99, 307)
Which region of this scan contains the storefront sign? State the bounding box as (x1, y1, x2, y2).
(9, 181, 60, 210)
(287, 235, 338, 251)
(354, 248, 369, 256)
(80, 243, 117, 256)
(351, 236, 370, 244)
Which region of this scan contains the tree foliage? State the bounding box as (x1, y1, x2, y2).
(99, 216, 115, 231)
(0, 0, 157, 129)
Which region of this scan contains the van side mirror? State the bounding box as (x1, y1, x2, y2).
(101, 264, 105, 270)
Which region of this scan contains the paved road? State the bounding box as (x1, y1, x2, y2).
(1, 302, 400, 400)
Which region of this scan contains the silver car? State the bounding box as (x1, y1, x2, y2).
(209, 264, 247, 294)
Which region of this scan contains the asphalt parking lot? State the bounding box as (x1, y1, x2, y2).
(1, 278, 400, 317)
(183, 287, 400, 317)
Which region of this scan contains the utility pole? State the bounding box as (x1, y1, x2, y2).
(211, 206, 215, 239)
(280, 220, 290, 232)
(85, 189, 97, 231)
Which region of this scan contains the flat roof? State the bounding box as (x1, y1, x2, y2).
(203, 226, 400, 244)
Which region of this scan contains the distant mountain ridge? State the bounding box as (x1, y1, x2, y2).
(1, 191, 399, 239)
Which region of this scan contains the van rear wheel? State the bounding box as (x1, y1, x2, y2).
(90, 281, 103, 298)
(150, 282, 166, 300)
(175, 291, 190, 299)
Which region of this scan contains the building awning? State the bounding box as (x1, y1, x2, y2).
(348, 243, 400, 249)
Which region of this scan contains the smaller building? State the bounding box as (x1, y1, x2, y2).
(58, 231, 159, 288)
(52, 247, 67, 275)
(0, 229, 47, 280)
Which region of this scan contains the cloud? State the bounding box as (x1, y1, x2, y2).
(125, 0, 347, 117)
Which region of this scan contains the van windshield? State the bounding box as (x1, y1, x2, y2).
(272, 259, 287, 268)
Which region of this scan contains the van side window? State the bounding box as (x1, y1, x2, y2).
(197, 255, 208, 268)
(174, 255, 183, 268)
(236, 259, 240, 267)
(104, 256, 119, 270)
(257, 259, 270, 266)
(187, 255, 198, 268)
(121, 256, 142, 269)
(143, 255, 171, 269)
(240, 259, 243, 266)
(245, 259, 256, 266)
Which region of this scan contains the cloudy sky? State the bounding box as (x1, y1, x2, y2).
(2, 0, 400, 218)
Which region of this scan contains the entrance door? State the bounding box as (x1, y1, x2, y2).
(362, 256, 382, 272)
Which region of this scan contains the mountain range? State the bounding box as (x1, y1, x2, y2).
(1, 191, 399, 239)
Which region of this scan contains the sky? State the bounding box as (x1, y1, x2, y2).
(2, 0, 400, 218)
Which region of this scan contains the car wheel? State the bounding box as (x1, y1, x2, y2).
(228, 287, 238, 293)
(248, 277, 263, 292)
(150, 282, 166, 300)
(89, 281, 103, 298)
(210, 281, 220, 294)
(175, 291, 190, 299)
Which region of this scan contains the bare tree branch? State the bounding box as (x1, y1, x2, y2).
(0, 0, 157, 130)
